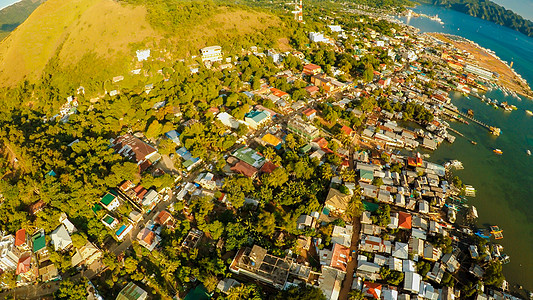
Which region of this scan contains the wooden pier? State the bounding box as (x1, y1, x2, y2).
(454, 110, 491, 130)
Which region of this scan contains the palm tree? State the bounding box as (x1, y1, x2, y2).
(227, 284, 250, 300)
(348, 289, 366, 300)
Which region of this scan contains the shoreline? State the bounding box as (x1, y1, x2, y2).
(427, 32, 533, 99)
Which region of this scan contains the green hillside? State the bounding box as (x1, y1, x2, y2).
(0, 0, 45, 40)
(0, 0, 285, 94)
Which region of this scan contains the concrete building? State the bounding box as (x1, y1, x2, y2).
(200, 46, 223, 64)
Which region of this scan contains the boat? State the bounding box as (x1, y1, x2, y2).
(493, 149, 503, 155)
(527, 150, 531, 156)
(490, 225, 504, 239)
(500, 254, 510, 264)
(471, 140, 477, 145)
(448, 208, 457, 223)
(526, 110, 533, 116)
(467, 109, 474, 116)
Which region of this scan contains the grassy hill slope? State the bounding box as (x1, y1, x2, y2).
(0, 0, 283, 89)
(0, 0, 45, 40)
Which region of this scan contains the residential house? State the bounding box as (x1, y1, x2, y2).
(245, 110, 271, 130)
(305, 85, 320, 96)
(50, 225, 73, 252)
(101, 214, 119, 229)
(231, 161, 258, 178)
(137, 228, 160, 252)
(363, 282, 382, 299)
(111, 134, 159, 171)
(217, 112, 240, 129)
(229, 245, 293, 289)
(217, 278, 240, 294)
(287, 116, 320, 141)
(324, 188, 351, 216)
(318, 265, 344, 300)
(398, 212, 412, 229)
(182, 228, 203, 249)
(423, 243, 442, 261)
(32, 232, 47, 255)
(302, 108, 317, 120)
(404, 271, 421, 294)
(15, 229, 28, 251)
(392, 242, 409, 259)
(39, 261, 59, 282)
(331, 225, 353, 248)
(297, 215, 314, 230)
(16, 254, 34, 282)
(100, 193, 120, 211)
(200, 46, 223, 64)
(117, 282, 148, 300)
(0, 234, 19, 271)
(71, 241, 103, 268)
(330, 243, 350, 272)
(303, 64, 323, 76)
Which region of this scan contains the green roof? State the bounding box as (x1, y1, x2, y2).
(300, 144, 312, 153)
(363, 201, 379, 213)
(360, 169, 374, 181)
(103, 215, 116, 225)
(184, 285, 209, 300)
(232, 146, 265, 168)
(101, 193, 116, 206)
(32, 235, 46, 252)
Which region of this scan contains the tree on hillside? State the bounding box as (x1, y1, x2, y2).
(363, 63, 374, 82)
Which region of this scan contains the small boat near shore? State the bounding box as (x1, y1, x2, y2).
(526, 110, 533, 116)
(493, 149, 503, 155)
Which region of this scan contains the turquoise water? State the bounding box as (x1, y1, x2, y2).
(401, 5, 533, 291)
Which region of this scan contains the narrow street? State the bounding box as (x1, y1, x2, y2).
(338, 216, 361, 300)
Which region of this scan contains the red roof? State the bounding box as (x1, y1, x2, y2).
(260, 161, 278, 174)
(330, 243, 350, 271)
(304, 85, 320, 94)
(16, 255, 31, 275)
(398, 212, 412, 229)
(112, 134, 157, 164)
(302, 108, 317, 117)
(313, 137, 328, 149)
(133, 185, 147, 199)
(231, 161, 258, 178)
(303, 63, 322, 71)
(363, 282, 382, 299)
(341, 125, 353, 136)
(156, 211, 173, 225)
(15, 229, 26, 246)
(270, 87, 288, 98)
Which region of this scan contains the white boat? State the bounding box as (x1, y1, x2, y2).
(527, 150, 531, 156)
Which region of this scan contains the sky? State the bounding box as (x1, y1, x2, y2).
(491, 0, 533, 21)
(0, 0, 21, 11)
(0, 0, 530, 20)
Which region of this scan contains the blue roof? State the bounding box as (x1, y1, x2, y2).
(165, 130, 181, 145)
(176, 147, 190, 158)
(245, 110, 269, 123)
(242, 91, 254, 98)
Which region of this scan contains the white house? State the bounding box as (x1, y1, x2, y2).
(404, 272, 421, 293)
(50, 225, 72, 252)
(200, 46, 223, 63)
